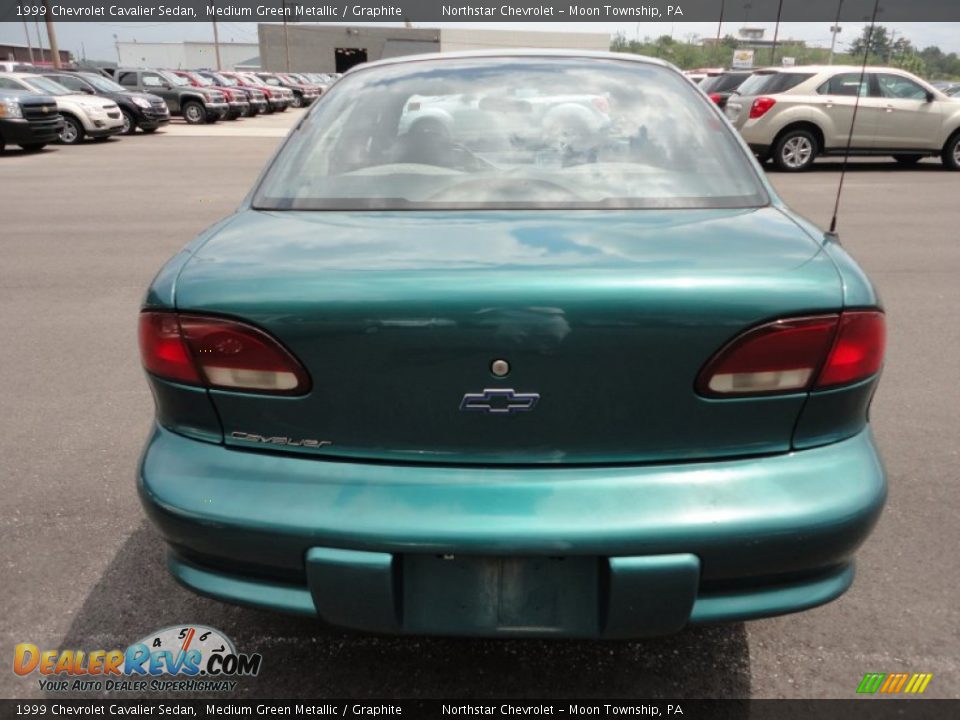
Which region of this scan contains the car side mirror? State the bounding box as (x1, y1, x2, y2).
(926, 91, 935, 103)
(160, 83, 171, 90)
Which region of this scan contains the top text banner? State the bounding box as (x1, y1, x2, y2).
(4, 0, 960, 24)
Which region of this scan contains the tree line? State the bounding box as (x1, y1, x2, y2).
(610, 26, 960, 80)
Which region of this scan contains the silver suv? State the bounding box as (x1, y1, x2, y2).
(726, 65, 960, 171)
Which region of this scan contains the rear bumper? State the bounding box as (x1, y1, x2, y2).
(139, 425, 886, 637)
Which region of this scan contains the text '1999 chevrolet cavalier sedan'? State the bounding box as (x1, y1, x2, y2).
(138, 51, 887, 638)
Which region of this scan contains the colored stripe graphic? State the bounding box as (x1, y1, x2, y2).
(857, 672, 933, 694)
(879, 673, 909, 693)
(857, 673, 885, 693)
(904, 673, 934, 694)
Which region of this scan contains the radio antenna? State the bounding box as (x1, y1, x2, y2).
(827, 0, 882, 238)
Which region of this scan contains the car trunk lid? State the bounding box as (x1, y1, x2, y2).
(174, 208, 841, 465)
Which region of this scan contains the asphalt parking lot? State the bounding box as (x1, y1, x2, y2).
(1, 113, 957, 700)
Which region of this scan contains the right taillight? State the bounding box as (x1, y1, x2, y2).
(697, 311, 885, 398)
(816, 311, 886, 388)
(749, 96, 777, 119)
(139, 312, 311, 395)
(709, 93, 723, 105)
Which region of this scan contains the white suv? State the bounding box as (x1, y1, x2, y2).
(0, 72, 124, 144)
(725, 65, 960, 171)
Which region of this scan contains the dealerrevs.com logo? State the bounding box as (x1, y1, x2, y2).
(14, 625, 262, 693)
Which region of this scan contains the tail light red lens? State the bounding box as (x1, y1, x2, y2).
(816, 311, 886, 388)
(697, 311, 885, 398)
(749, 97, 777, 119)
(709, 93, 723, 105)
(139, 312, 311, 395)
(138, 312, 200, 386)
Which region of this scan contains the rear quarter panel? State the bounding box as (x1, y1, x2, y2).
(741, 96, 836, 147)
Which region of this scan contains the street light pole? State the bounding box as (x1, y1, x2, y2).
(212, 21, 222, 70)
(282, 0, 291, 72)
(770, 0, 784, 66)
(716, 0, 725, 44)
(41, 0, 61, 68)
(22, 21, 35, 63)
(829, 0, 844, 65)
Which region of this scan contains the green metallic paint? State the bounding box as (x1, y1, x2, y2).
(821, 235, 884, 309)
(689, 563, 855, 624)
(162, 206, 851, 465)
(165, 547, 855, 636)
(140, 422, 884, 591)
(148, 376, 222, 444)
(143, 218, 235, 310)
(794, 377, 880, 450)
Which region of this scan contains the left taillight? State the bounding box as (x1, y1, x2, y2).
(696, 311, 885, 398)
(139, 312, 311, 395)
(749, 96, 777, 119)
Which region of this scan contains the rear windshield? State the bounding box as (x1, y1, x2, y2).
(253, 58, 767, 211)
(700, 72, 751, 94)
(737, 71, 814, 97)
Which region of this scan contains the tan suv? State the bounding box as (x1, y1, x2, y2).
(725, 65, 960, 171)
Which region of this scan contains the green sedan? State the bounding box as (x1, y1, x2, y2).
(137, 51, 886, 638)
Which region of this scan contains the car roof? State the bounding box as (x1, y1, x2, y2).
(348, 49, 672, 76)
(751, 65, 917, 74)
(3, 71, 51, 79)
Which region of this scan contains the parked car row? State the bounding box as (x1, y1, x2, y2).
(105, 68, 331, 122)
(0, 65, 338, 152)
(699, 65, 960, 171)
(0, 71, 131, 150)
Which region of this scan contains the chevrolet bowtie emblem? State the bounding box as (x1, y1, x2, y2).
(460, 388, 540, 414)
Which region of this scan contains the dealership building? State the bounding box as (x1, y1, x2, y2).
(116, 41, 261, 71)
(257, 25, 611, 73)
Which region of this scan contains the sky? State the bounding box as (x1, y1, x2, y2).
(2, 21, 959, 63)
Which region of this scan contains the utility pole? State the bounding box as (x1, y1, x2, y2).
(282, 0, 291, 71)
(212, 20, 222, 70)
(828, 0, 844, 64)
(22, 21, 35, 63)
(41, 0, 61, 68)
(716, 0, 725, 45)
(34, 22, 43, 63)
(208, 0, 222, 70)
(770, 0, 784, 66)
